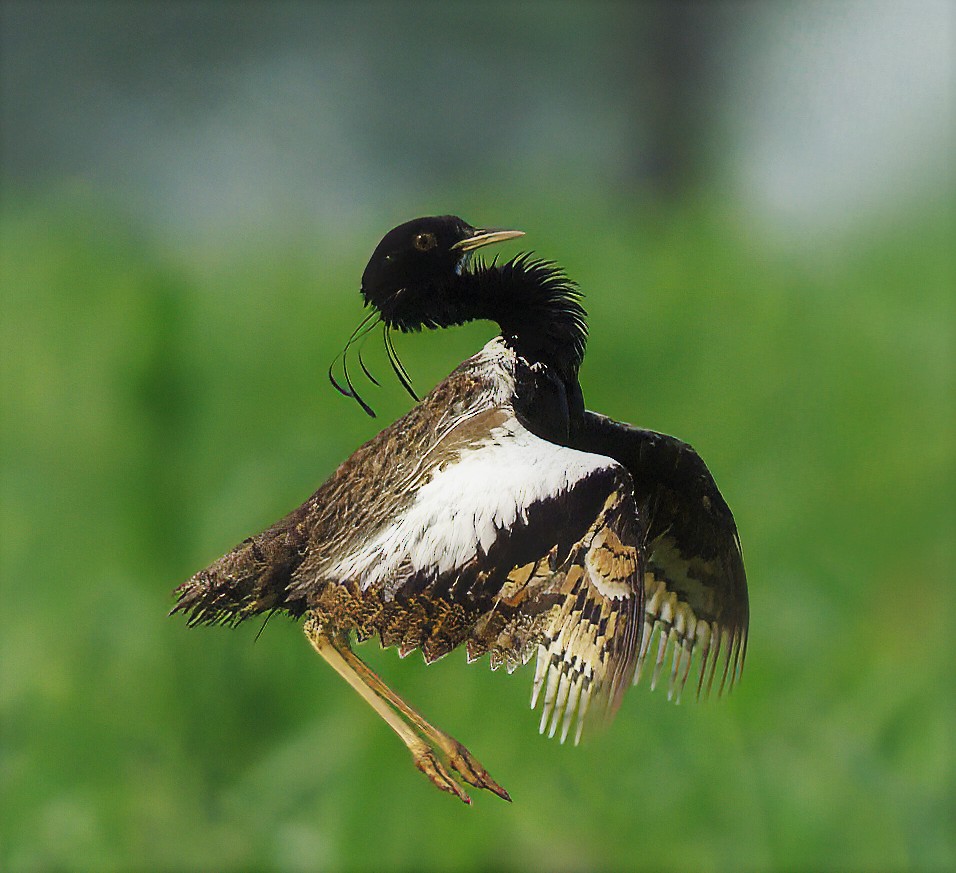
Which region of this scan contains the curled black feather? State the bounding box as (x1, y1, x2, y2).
(329, 311, 381, 417)
(384, 324, 419, 402)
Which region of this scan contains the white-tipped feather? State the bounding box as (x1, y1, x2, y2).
(703, 627, 723, 699)
(674, 641, 693, 704)
(560, 673, 583, 744)
(650, 625, 671, 691)
(695, 621, 713, 696)
(666, 638, 682, 701)
(548, 671, 572, 739)
(634, 616, 654, 685)
(637, 619, 661, 685)
(574, 679, 593, 745)
(539, 660, 562, 733)
(531, 644, 549, 709)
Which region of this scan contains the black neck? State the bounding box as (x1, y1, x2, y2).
(450, 256, 588, 379)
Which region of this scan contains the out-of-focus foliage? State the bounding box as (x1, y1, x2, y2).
(1, 188, 952, 871)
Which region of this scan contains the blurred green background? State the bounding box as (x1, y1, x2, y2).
(1, 2, 953, 871)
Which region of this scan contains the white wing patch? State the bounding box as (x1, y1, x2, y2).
(329, 415, 618, 592)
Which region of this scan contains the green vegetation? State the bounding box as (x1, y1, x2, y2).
(1, 191, 952, 871)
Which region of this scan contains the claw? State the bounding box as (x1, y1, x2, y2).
(413, 747, 472, 804)
(412, 736, 511, 803)
(438, 737, 512, 802)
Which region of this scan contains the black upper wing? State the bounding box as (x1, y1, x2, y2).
(570, 411, 748, 701)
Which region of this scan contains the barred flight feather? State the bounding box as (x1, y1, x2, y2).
(529, 491, 642, 745)
(634, 573, 747, 703)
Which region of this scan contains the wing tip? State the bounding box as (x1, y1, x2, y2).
(633, 612, 748, 703)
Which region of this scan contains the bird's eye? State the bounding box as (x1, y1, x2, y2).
(413, 232, 438, 252)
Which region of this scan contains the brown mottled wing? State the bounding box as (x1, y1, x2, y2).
(571, 411, 749, 701)
(527, 482, 643, 744)
(289, 409, 644, 743)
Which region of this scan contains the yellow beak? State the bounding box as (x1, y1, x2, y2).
(451, 228, 525, 253)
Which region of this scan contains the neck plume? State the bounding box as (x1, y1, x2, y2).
(455, 255, 588, 376)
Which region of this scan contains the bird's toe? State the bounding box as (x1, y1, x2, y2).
(442, 739, 512, 802)
(412, 747, 472, 804)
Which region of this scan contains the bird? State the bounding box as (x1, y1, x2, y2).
(172, 215, 749, 804)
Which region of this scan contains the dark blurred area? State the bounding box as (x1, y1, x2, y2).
(1, 2, 952, 872)
(3, 2, 948, 247)
(1, 3, 730, 195)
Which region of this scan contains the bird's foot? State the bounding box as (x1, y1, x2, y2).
(411, 738, 511, 804)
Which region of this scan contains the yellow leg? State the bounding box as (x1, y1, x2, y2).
(304, 618, 510, 803)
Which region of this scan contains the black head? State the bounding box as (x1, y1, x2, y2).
(361, 215, 523, 331)
(336, 214, 586, 418)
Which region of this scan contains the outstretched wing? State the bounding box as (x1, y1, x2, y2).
(291, 407, 644, 743)
(571, 411, 748, 702)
